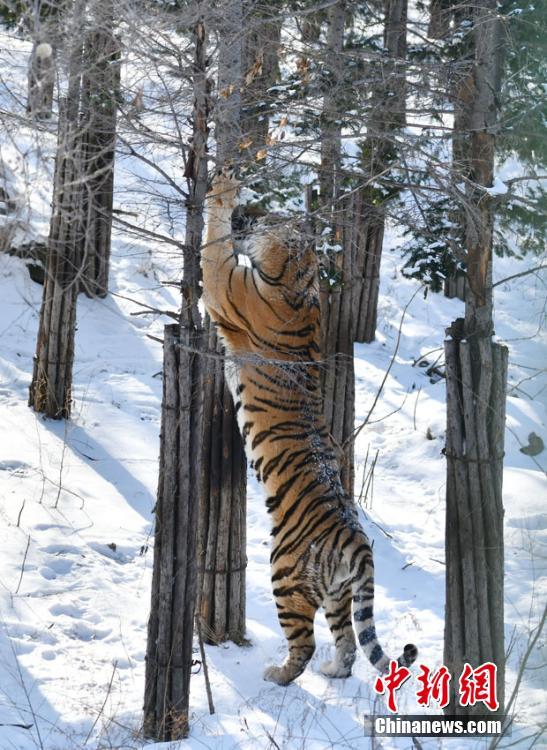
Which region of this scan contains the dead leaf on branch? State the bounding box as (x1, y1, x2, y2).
(219, 83, 235, 99)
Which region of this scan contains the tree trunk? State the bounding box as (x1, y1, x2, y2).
(351, 200, 385, 344)
(319, 0, 345, 212)
(319, 192, 356, 499)
(144, 21, 212, 741)
(196, 2, 247, 645)
(79, 2, 120, 298)
(28, 96, 82, 419)
(444, 7, 473, 302)
(27, 39, 55, 119)
(444, 0, 506, 715)
(241, 2, 281, 156)
(28, 0, 87, 419)
(143, 325, 204, 741)
(316, 3, 355, 499)
(353, 0, 407, 344)
(215, 0, 243, 163)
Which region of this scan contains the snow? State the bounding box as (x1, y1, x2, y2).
(484, 176, 509, 196)
(0, 26, 546, 750)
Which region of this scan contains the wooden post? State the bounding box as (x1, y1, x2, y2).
(79, 3, 120, 298)
(198, 321, 247, 644)
(444, 0, 507, 715)
(444, 322, 508, 714)
(28, 98, 82, 419)
(143, 325, 204, 740)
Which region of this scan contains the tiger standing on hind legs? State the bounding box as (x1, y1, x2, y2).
(201, 166, 417, 685)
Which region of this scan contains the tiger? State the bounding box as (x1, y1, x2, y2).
(201, 167, 417, 685)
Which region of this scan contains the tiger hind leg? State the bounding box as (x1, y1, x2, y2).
(321, 592, 357, 678)
(264, 602, 316, 686)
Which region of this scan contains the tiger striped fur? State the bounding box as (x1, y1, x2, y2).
(201, 168, 417, 685)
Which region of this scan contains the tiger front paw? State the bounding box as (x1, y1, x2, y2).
(208, 165, 240, 211)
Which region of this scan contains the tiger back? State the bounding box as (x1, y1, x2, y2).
(201, 168, 417, 685)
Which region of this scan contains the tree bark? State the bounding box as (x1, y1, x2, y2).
(27, 39, 55, 119)
(198, 320, 247, 644)
(144, 20, 212, 740)
(28, 95, 82, 418)
(444, 0, 506, 715)
(241, 2, 281, 156)
(319, 0, 345, 212)
(353, 0, 407, 344)
(316, 2, 355, 499)
(319, 192, 356, 499)
(196, 2, 247, 645)
(215, 0, 243, 163)
(444, 6, 473, 302)
(28, 0, 87, 419)
(79, 1, 120, 298)
(143, 325, 204, 741)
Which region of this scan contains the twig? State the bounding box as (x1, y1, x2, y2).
(54, 418, 69, 509)
(413, 386, 422, 431)
(15, 535, 31, 595)
(16, 499, 26, 528)
(0, 722, 33, 729)
(197, 618, 215, 716)
(489, 604, 547, 750)
(109, 290, 179, 319)
(130, 309, 179, 320)
(344, 287, 420, 450)
(492, 263, 547, 289)
(83, 661, 118, 746)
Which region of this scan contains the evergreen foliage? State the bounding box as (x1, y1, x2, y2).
(401, 1, 546, 290)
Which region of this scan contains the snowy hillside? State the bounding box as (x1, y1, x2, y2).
(0, 23, 546, 750)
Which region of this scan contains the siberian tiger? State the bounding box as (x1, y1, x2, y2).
(201, 167, 417, 685)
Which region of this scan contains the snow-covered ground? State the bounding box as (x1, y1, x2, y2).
(0, 26, 546, 750)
